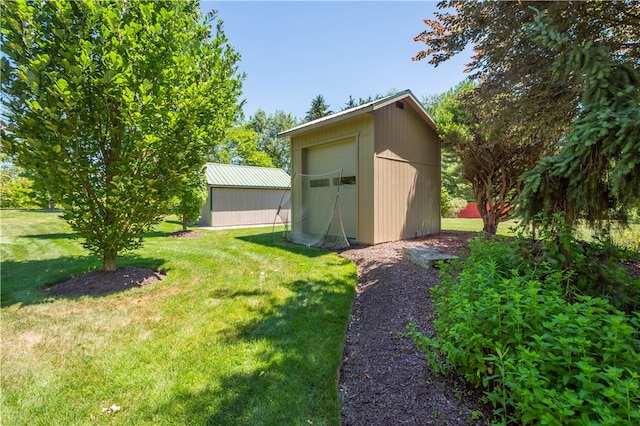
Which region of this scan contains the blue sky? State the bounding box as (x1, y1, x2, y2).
(201, 1, 473, 120)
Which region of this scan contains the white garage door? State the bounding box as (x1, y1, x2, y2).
(306, 140, 357, 239)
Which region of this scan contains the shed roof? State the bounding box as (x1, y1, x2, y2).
(278, 89, 437, 138)
(205, 163, 291, 189)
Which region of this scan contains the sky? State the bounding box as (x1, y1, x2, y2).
(201, 1, 473, 120)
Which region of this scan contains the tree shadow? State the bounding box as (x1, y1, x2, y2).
(1, 254, 166, 308)
(235, 231, 330, 258)
(152, 274, 355, 425)
(21, 232, 80, 240)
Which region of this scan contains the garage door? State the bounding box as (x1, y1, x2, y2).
(305, 140, 357, 239)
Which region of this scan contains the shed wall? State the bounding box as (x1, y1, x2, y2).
(372, 103, 441, 243)
(290, 116, 375, 243)
(201, 187, 290, 228)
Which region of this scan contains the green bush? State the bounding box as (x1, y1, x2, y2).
(522, 214, 640, 313)
(441, 187, 468, 218)
(409, 236, 640, 425)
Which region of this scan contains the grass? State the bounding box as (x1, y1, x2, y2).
(441, 218, 518, 235)
(1, 210, 356, 425)
(442, 217, 640, 249)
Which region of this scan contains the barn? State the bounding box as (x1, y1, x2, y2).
(198, 163, 291, 228)
(279, 90, 440, 247)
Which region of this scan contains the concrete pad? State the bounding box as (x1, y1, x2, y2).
(402, 246, 458, 269)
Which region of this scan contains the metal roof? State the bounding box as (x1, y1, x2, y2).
(278, 89, 437, 138)
(204, 163, 291, 189)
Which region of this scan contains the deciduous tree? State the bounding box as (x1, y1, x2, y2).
(431, 82, 551, 233)
(171, 171, 207, 232)
(247, 109, 296, 173)
(218, 126, 274, 167)
(414, 0, 639, 164)
(1, 0, 243, 271)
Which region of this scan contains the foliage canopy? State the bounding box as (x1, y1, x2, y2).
(1, 0, 243, 270)
(415, 1, 640, 228)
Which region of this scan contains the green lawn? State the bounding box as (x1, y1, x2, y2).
(1, 210, 356, 425)
(441, 217, 518, 235)
(442, 217, 640, 249)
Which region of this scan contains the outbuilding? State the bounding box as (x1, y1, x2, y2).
(279, 90, 440, 246)
(199, 163, 290, 228)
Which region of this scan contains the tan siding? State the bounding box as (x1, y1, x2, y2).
(289, 101, 440, 245)
(373, 103, 440, 165)
(290, 115, 375, 243)
(199, 188, 213, 226)
(209, 188, 290, 228)
(372, 103, 441, 243)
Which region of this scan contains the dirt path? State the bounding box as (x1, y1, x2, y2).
(338, 231, 492, 426)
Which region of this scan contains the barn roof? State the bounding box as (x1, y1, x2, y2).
(205, 163, 291, 189)
(278, 89, 436, 138)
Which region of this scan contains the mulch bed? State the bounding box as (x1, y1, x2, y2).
(43, 267, 165, 298)
(339, 231, 493, 425)
(166, 230, 206, 238)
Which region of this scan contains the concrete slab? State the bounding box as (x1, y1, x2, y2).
(402, 246, 458, 269)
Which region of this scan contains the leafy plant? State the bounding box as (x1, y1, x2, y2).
(1, 0, 243, 270)
(410, 235, 640, 425)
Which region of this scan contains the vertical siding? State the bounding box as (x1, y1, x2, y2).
(290, 116, 375, 243)
(198, 187, 213, 226)
(372, 103, 441, 243)
(209, 187, 290, 228)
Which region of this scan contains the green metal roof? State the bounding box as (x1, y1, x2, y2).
(204, 163, 291, 189)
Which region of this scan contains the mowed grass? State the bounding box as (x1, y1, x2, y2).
(442, 217, 640, 248)
(1, 210, 356, 425)
(441, 217, 518, 235)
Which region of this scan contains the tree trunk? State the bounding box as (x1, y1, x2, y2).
(103, 253, 118, 272)
(478, 202, 499, 235)
(482, 216, 498, 234)
(182, 216, 188, 232)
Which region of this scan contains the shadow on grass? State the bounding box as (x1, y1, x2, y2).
(153, 273, 355, 425)
(20, 229, 175, 241)
(236, 231, 329, 258)
(1, 254, 166, 308)
(21, 232, 80, 240)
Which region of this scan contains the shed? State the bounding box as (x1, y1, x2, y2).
(199, 163, 291, 228)
(279, 89, 440, 245)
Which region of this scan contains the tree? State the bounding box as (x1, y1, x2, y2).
(305, 94, 332, 121)
(431, 82, 551, 234)
(422, 92, 472, 202)
(0, 162, 46, 209)
(218, 126, 274, 167)
(171, 171, 207, 232)
(518, 10, 640, 227)
(414, 1, 640, 159)
(1, 0, 243, 271)
(247, 109, 297, 173)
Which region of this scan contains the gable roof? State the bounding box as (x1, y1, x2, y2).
(205, 163, 291, 189)
(278, 89, 436, 138)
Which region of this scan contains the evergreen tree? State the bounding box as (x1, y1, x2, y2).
(305, 95, 332, 121)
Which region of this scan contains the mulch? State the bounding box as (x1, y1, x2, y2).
(43, 267, 165, 298)
(166, 230, 207, 238)
(339, 231, 493, 425)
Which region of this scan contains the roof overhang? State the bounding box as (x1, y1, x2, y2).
(278, 89, 437, 138)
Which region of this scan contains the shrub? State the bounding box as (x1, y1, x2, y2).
(521, 214, 640, 313)
(409, 236, 640, 425)
(441, 187, 468, 218)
